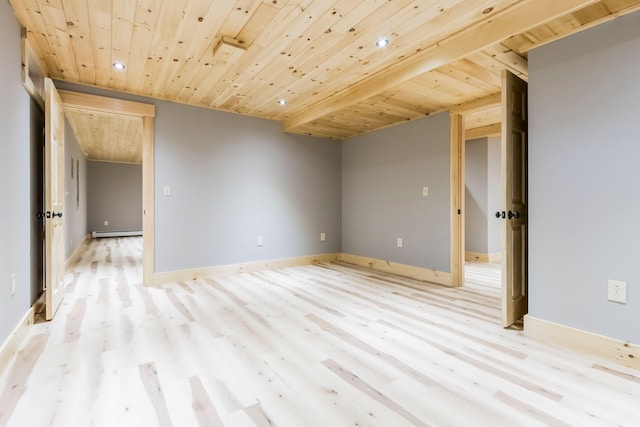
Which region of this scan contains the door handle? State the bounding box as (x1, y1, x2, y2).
(508, 210, 520, 220)
(37, 211, 63, 219)
(495, 211, 506, 219)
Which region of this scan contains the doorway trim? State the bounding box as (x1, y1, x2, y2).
(449, 93, 502, 287)
(449, 113, 464, 287)
(58, 90, 155, 285)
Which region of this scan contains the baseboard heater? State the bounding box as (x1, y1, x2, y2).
(92, 230, 143, 238)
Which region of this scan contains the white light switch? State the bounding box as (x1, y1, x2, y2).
(104, 220, 109, 226)
(320, 232, 326, 241)
(163, 185, 171, 196)
(422, 186, 429, 197)
(257, 236, 264, 247)
(397, 238, 403, 248)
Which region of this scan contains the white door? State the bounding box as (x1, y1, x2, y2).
(501, 70, 528, 328)
(44, 78, 65, 320)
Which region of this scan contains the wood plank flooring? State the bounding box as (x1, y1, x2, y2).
(1, 237, 639, 426)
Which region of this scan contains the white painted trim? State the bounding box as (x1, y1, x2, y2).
(153, 253, 341, 285)
(65, 234, 91, 269)
(524, 315, 639, 370)
(338, 253, 452, 286)
(91, 230, 143, 238)
(0, 307, 35, 376)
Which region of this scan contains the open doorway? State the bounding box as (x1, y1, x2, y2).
(449, 93, 501, 288)
(450, 71, 529, 327)
(465, 136, 502, 265)
(29, 99, 45, 306)
(22, 37, 155, 321)
(59, 90, 155, 286)
(464, 135, 502, 292)
(464, 135, 502, 287)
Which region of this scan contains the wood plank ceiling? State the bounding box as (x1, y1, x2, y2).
(9, 0, 640, 163)
(64, 109, 143, 164)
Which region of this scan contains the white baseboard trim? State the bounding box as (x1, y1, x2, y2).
(0, 307, 35, 376)
(65, 234, 91, 269)
(153, 253, 341, 285)
(92, 230, 143, 238)
(338, 253, 452, 286)
(524, 315, 639, 370)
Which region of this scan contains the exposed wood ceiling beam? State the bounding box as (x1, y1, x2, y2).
(507, 0, 640, 54)
(450, 93, 501, 116)
(59, 90, 156, 118)
(466, 123, 502, 140)
(282, 0, 599, 134)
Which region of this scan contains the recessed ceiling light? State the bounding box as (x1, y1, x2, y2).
(112, 62, 126, 70)
(376, 38, 389, 48)
(278, 99, 287, 106)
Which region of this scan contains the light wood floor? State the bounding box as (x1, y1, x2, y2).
(1, 237, 639, 427)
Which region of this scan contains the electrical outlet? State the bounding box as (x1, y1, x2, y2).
(10, 273, 16, 297)
(320, 232, 326, 241)
(396, 238, 403, 248)
(257, 236, 264, 247)
(607, 280, 627, 304)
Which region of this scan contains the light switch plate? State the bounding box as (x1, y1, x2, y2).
(422, 186, 429, 197)
(163, 185, 171, 196)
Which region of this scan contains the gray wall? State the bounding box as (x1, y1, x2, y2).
(341, 112, 450, 272)
(64, 118, 88, 258)
(465, 137, 502, 255)
(465, 138, 489, 253)
(529, 10, 640, 343)
(154, 102, 342, 272)
(87, 161, 142, 233)
(0, 4, 31, 345)
(487, 137, 501, 254)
